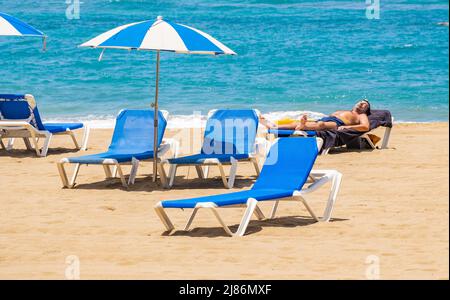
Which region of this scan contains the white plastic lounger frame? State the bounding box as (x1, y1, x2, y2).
(164, 109, 267, 189)
(154, 138, 343, 237)
(360, 116, 394, 151)
(0, 122, 90, 157)
(0, 94, 90, 157)
(0, 136, 5, 150)
(57, 110, 179, 189)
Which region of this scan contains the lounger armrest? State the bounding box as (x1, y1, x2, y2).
(297, 170, 342, 195)
(161, 138, 180, 158)
(0, 121, 35, 130)
(0, 121, 48, 136)
(292, 130, 308, 136)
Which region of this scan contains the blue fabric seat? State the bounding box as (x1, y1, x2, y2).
(168, 153, 250, 165)
(67, 109, 166, 164)
(155, 137, 343, 236)
(0, 94, 88, 156)
(58, 109, 169, 188)
(267, 128, 317, 137)
(166, 109, 260, 189)
(162, 138, 318, 208)
(67, 150, 155, 164)
(161, 189, 295, 209)
(43, 123, 84, 133)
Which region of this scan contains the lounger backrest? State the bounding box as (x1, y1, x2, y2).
(252, 137, 319, 191)
(108, 109, 167, 153)
(0, 94, 46, 130)
(201, 109, 259, 156)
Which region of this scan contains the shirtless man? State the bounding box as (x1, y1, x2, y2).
(261, 99, 371, 132)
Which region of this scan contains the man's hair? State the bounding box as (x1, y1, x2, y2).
(359, 98, 371, 115)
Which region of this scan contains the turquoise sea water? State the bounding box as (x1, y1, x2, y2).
(1, 0, 449, 124)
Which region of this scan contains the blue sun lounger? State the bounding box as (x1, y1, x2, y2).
(155, 137, 343, 237)
(164, 109, 265, 189)
(0, 94, 89, 156)
(57, 109, 178, 188)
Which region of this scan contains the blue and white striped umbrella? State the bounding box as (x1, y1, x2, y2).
(0, 12, 46, 50)
(80, 16, 236, 183)
(80, 16, 236, 55)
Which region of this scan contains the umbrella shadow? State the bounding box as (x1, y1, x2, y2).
(165, 175, 256, 190)
(163, 215, 348, 238)
(69, 174, 256, 191)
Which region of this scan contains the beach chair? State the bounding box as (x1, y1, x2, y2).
(164, 109, 265, 189)
(57, 109, 179, 188)
(266, 112, 394, 154)
(0, 94, 89, 157)
(155, 137, 343, 237)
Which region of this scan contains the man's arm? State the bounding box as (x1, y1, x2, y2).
(338, 114, 370, 132)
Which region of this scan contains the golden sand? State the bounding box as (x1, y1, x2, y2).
(0, 123, 448, 279)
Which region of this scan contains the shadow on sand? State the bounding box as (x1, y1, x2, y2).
(161, 215, 348, 238)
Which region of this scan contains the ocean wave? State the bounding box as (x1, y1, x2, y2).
(43, 110, 328, 129)
(43, 111, 447, 129)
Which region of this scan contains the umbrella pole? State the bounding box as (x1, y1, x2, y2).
(152, 50, 160, 183)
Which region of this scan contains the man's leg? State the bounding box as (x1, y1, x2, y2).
(296, 121, 338, 131)
(260, 115, 303, 129)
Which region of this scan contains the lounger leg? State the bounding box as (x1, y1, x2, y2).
(156, 199, 260, 237)
(40, 133, 52, 157)
(217, 163, 230, 188)
(207, 198, 258, 237)
(103, 165, 113, 178)
(320, 171, 343, 221)
(269, 200, 279, 219)
(253, 205, 266, 220)
(298, 196, 319, 221)
(195, 165, 205, 179)
(203, 166, 210, 178)
(362, 134, 376, 149)
(117, 164, 128, 187)
(250, 157, 260, 176)
(57, 160, 70, 188)
(81, 125, 90, 151)
(68, 130, 80, 149)
(184, 208, 200, 231)
(321, 148, 330, 155)
(209, 208, 235, 237)
(234, 198, 258, 236)
(168, 164, 177, 187)
(157, 161, 168, 187)
(297, 171, 343, 222)
(227, 158, 238, 189)
(128, 158, 139, 186)
(26, 130, 42, 156)
(381, 127, 392, 149)
(112, 166, 118, 178)
(154, 203, 175, 232)
(69, 164, 81, 187)
(23, 138, 33, 150)
(6, 138, 15, 151)
(114, 164, 128, 188)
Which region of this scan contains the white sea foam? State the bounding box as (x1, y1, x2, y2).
(44, 111, 328, 129)
(43, 111, 443, 129)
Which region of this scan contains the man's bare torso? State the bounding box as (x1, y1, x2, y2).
(331, 110, 363, 126)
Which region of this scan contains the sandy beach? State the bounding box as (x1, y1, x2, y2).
(0, 122, 448, 279)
